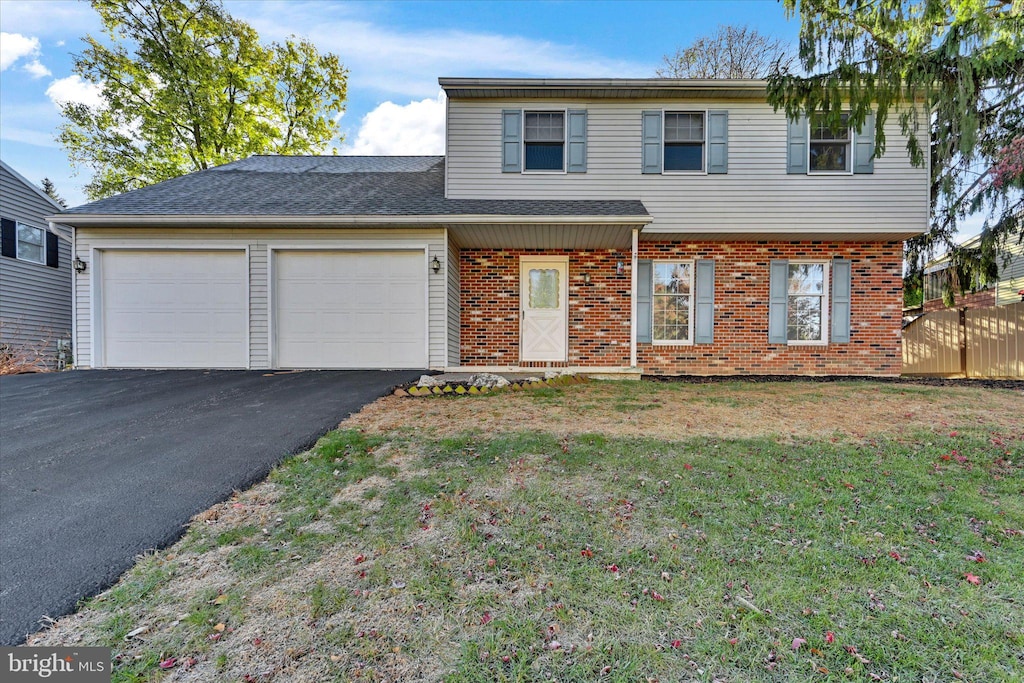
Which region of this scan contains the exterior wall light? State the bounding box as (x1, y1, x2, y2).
(430, 255, 442, 274)
(616, 261, 625, 276)
(73, 257, 87, 273)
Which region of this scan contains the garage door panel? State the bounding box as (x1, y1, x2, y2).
(101, 250, 247, 368)
(274, 250, 427, 369)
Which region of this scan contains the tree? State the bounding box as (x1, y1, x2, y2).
(40, 178, 68, 208)
(657, 25, 794, 79)
(58, 0, 348, 200)
(765, 0, 1023, 301)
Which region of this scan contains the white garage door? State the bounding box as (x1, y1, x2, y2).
(274, 250, 427, 369)
(100, 250, 248, 368)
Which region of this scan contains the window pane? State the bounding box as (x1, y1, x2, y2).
(809, 142, 849, 171)
(653, 262, 691, 294)
(788, 263, 824, 295)
(787, 295, 822, 341)
(529, 269, 560, 309)
(17, 242, 44, 263)
(810, 113, 850, 141)
(525, 142, 564, 170)
(664, 143, 703, 171)
(665, 112, 703, 142)
(524, 112, 564, 142)
(17, 224, 44, 245)
(653, 294, 691, 341)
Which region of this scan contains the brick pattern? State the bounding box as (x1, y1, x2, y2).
(637, 241, 903, 376)
(922, 289, 995, 313)
(459, 241, 904, 376)
(460, 249, 631, 366)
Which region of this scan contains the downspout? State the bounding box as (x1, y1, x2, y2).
(630, 227, 638, 368)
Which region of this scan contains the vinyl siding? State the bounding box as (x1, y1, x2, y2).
(445, 99, 929, 234)
(74, 227, 446, 369)
(996, 242, 1024, 307)
(0, 165, 72, 364)
(446, 234, 461, 366)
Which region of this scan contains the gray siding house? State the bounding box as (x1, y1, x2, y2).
(50, 78, 927, 376)
(0, 160, 72, 368)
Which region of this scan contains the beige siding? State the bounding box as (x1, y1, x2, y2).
(0, 164, 73, 364)
(446, 99, 929, 234)
(74, 227, 447, 369)
(996, 241, 1024, 307)
(446, 235, 461, 366)
(902, 302, 1023, 378)
(902, 309, 963, 375)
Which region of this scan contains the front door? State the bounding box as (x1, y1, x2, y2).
(520, 257, 568, 362)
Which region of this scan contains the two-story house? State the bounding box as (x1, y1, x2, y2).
(50, 78, 927, 375)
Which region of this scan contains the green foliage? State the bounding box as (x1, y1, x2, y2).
(40, 178, 68, 208)
(59, 0, 348, 199)
(766, 0, 1024, 282)
(902, 270, 923, 308)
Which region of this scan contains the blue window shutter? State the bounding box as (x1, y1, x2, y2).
(45, 231, 59, 268)
(637, 259, 653, 343)
(567, 109, 587, 173)
(831, 258, 852, 343)
(787, 115, 808, 174)
(853, 113, 875, 174)
(769, 260, 789, 343)
(694, 259, 715, 343)
(707, 110, 728, 174)
(502, 109, 522, 172)
(641, 110, 662, 174)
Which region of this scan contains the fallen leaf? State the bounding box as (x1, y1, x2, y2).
(330, 654, 343, 663)
(480, 611, 493, 626)
(580, 548, 593, 558)
(354, 554, 366, 565)
(213, 623, 226, 632)
(791, 637, 807, 650)
(683, 463, 694, 470)
(728, 637, 738, 646)
(549, 640, 561, 650)
(671, 639, 682, 648)
(964, 572, 981, 585)
(889, 551, 903, 562)
(213, 594, 228, 605)
(825, 631, 835, 644)
(966, 551, 986, 563)
(158, 658, 176, 669)
(651, 590, 665, 601)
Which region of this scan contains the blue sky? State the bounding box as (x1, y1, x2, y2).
(0, 0, 801, 207)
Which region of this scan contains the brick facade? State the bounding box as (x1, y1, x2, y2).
(459, 240, 903, 376)
(922, 289, 996, 313)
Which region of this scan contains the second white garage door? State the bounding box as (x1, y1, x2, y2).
(273, 250, 427, 369)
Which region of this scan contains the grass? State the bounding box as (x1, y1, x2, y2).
(30, 380, 1024, 682)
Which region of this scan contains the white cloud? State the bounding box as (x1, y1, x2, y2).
(346, 92, 446, 156)
(45, 75, 104, 109)
(0, 32, 40, 70)
(23, 59, 51, 79)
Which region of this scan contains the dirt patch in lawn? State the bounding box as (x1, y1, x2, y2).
(345, 379, 1024, 441)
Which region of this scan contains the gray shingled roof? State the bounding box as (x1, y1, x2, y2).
(61, 156, 649, 218)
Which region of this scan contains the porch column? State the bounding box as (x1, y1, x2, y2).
(630, 227, 638, 368)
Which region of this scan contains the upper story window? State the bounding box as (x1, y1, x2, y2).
(524, 111, 565, 171)
(16, 223, 46, 264)
(664, 112, 705, 172)
(786, 262, 829, 343)
(809, 113, 851, 173)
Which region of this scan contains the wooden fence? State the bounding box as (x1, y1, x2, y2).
(903, 301, 1023, 378)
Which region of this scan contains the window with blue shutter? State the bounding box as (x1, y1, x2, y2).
(501, 109, 522, 172)
(831, 259, 852, 342)
(641, 111, 662, 174)
(706, 111, 728, 174)
(694, 259, 715, 343)
(636, 259, 653, 343)
(567, 109, 587, 173)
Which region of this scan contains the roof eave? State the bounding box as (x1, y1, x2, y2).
(49, 213, 654, 228)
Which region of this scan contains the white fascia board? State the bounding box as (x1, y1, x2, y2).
(47, 213, 654, 227)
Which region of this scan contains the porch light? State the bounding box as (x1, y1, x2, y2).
(73, 257, 87, 273)
(430, 255, 442, 274)
(616, 261, 625, 276)
(583, 272, 591, 284)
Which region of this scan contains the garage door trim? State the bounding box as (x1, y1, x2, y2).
(268, 242, 431, 370)
(91, 245, 250, 369)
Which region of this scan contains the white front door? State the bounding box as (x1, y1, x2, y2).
(520, 257, 568, 362)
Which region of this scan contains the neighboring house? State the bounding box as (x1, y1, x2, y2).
(0, 160, 73, 368)
(922, 235, 1024, 312)
(49, 78, 926, 376)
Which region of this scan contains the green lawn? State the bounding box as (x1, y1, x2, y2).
(31, 383, 1024, 682)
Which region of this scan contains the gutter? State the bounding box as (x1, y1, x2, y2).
(45, 213, 654, 228)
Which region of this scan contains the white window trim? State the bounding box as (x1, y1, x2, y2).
(807, 113, 853, 176)
(786, 259, 830, 345)
(662, 108, 707, 175)
(15, 221, 47, 265)
(522, 108, 567, 175)
(651, 259, 695, 346)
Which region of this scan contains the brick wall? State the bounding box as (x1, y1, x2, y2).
(459, 241, 903, 376)
(922, 289, 996, 313)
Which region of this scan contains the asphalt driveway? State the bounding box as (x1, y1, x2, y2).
(0, 369, 423, 645)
